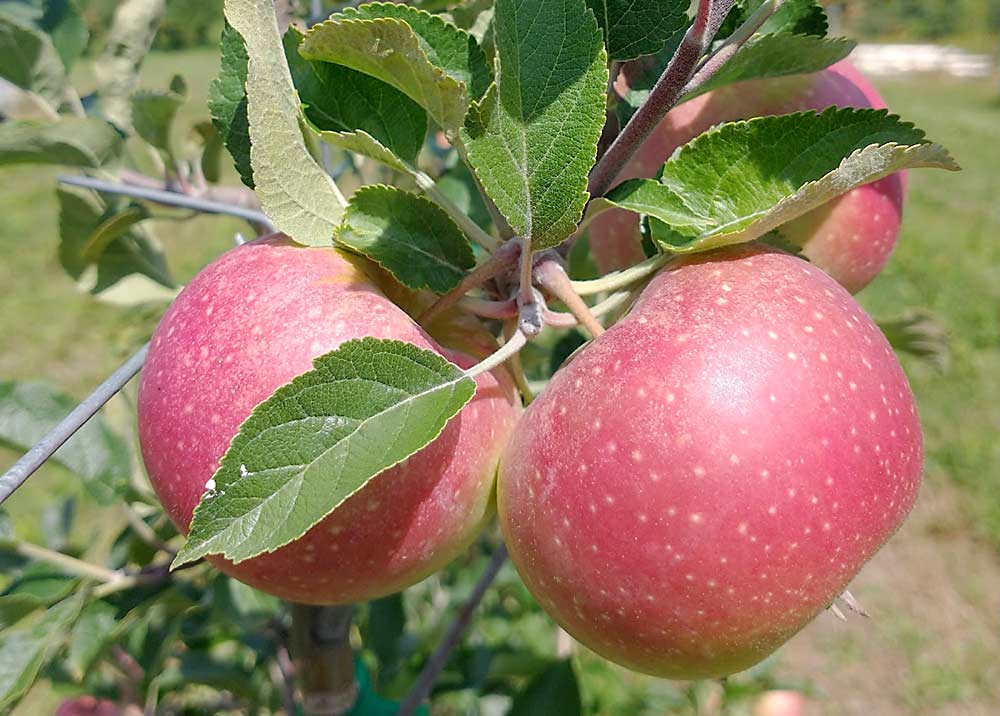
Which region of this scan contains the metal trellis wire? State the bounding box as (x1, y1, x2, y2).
(0, 344, 149, 504)
(58, 175, 275, 230)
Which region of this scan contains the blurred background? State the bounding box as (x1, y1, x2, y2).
(1, 1, 998, 715)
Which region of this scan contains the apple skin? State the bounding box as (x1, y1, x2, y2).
(138, 235, 519, 604)
(592, 60, 905, 294)
(497, 244, 922, 679)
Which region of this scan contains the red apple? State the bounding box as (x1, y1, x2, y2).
(138, 235, 520, 604)
(498, 244, 922, 679)
(592, 60, 905, 293)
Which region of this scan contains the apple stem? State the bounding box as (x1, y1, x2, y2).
(399, 543, 509, 716)
(584, 0, 735, 202)
(457, 296, 518, 320)
(681, 0, 785, 98)
(466, 331, 528, 379)
(290, 604, 358, 716)
(534, 258, 607, 338)
(571, 253, 671, 295)
(503, 320, 537, 404)
(543, 289, 635, 328)
(418, 239, 522, 327)
(517, 237, 535, 307)
(414, 170, 501, 252)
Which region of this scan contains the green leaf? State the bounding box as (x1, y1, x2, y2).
(0, 12, 65, 105)
(300, 2, 489, 133)
(173, 338, 476, 568)
(367, 594, 406, 670)
(585, 0, 688, 61)
(40, 496, 75, 551)
(42, 0, 89, 71)
(337, 186, 475, 294)
(436, 163, 492, 231)
(0, 595, 42, 629)
(223, 0, 345, 246)
(0, 591, 84, 711)
(461, 0, 608, 249)
(509, 660, 582, 716)
(221, 578, 281, 624)
(131, 85, 185, 154)
(343, 2, 491, 100)
(0, 511, 14, 543)
(284, 26, 427, 167)
(720, 0, 828, 39)
(450, 0, 494, 45)
(601, 108, 959, 254)
(879, 309, 951, 373)
(0, 0, 90, 71)
(685, 34, 856, 101)
(2, 563, 78, 602)
(209, 23, 253, 188)
(0, 380, 132, 504)
(57, 185, 176, 306)
(0, 118, 123, 168)
(191, 120, 224, 183)
(66, 600, 117, 681)
(613, 25, 687, 126)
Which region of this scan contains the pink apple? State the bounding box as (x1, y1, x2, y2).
(592, 60, 905, 293)
(138, 235, 520, 604)
(498, 244, 922, 678)
(754, 690, 806, 716)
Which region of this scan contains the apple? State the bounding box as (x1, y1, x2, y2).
(138, 235, 520, 604)
(591, 60, 906, 294)
(55, 697, 123, 716)
(754, 691, 805, 716)
(497, 244, 922, 679)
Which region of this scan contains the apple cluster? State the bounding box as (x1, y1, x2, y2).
(137, 62, 922, 680)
